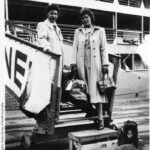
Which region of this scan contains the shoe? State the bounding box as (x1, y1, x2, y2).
(97, 120, 104, 130)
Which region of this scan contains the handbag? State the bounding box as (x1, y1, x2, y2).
(97, 74, 116, 94)
(64, 79, 87, 101)
(70, 79, 87, 101)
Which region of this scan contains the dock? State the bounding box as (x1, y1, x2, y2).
(5, 97, 149, 150)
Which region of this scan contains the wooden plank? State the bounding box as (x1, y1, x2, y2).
(6, 110, 148, 129)
(113, 109, 148, 115)
(59, 112, 86, 120)
(5, 119, 145, 133)
(68, 128, 118, 143)
(6, 118, 95, 130)
(5, 115, 149, 134)
(5, 94, 149, 149)
(5, 110, 27, 119)
(5, 118, 36, 129)
(113, 103, 148, 110)
(5, 123, 149, 146)
(112, 116, 149, 124)
(6, 105, 148, 122)
(81, 139, 118, 150)
(6, 104, 148, 120)
(112, 111, 149, 119)
(113, 99, 149, 106)
(113, 97, 149, 103)
(5, 108, 82, 120)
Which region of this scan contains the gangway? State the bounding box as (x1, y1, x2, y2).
(5, 22, 121, 150)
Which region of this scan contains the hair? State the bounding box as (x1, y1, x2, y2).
(46, 4, 60, 14)
(79, 8, 95, 24)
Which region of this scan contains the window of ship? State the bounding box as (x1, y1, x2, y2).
(144, 17, 150, 36)
(117, 14, 141, 31)
(120, 54, 149, 71)
(117, 14, 142, 44)
(57, 6, 80, 25)
(8, 0, 48, 21)
(93, 11, 113, 28)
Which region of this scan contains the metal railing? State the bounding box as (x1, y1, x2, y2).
(117, 30, 143, 44)
(105, 28, 116, 43)
(118, 0, 142, 8)
(143, 0, 150, 8)
(6, 20, 148, 45)
(6, 20, 37, 43)
(95, 0, 150, 8)
(59, 24, 79, 42)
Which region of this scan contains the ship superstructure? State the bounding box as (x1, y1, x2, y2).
(6, 0, 150, 70)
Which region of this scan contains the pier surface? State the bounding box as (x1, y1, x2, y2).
(5, 97, 149, 150)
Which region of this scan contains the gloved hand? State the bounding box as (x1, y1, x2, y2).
(102, 65, 109, 74)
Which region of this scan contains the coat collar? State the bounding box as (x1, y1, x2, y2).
(45, 19, 58, 30)
(44, 19, 62, 40)
(78, 25, 100, 34)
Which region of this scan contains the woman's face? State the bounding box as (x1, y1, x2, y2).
(81, 14, 92, 27)
(47, 10, 58, 23)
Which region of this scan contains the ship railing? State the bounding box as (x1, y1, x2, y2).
(5, 20, 37, 43)
(118, 0, 142, 8)
(143, 0, 150, 9)
(5, 20, 148, 45)
(117, 29, 143, 44)
(59, 24, 79, 42)
(105, 28, 116, 44)
(95, 0, 150, 8)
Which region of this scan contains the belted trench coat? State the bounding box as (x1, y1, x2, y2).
(73, 26, 109, 103)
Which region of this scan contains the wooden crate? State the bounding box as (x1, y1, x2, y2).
(68, 128, 118, 150)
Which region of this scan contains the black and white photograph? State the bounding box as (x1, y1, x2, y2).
(2, 0, 150, 150)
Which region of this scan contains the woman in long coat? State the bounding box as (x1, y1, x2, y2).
(31, 4, 63, 134)
(73, 8, 109, 129)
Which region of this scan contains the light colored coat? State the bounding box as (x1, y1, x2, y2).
(36, 19, 63, 56)
(73, 26, 109, 103)
(36, 19, 63, 86)
(26, 19, 64, 112)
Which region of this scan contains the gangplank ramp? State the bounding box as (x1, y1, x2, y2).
(5, 27, 149, 149)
